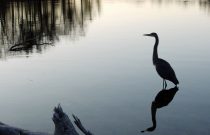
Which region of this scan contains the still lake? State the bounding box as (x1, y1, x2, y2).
(0, 0, 210, 135)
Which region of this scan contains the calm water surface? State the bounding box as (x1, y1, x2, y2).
(0, 0, 210, 135)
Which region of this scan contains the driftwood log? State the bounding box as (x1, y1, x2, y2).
(0, 104, 93, 135)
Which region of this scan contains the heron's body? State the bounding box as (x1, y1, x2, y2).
(155, 58, 178, 84)
(144, 32, 179, 88)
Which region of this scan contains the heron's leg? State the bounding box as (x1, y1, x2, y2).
(162, 79, 164, 89)
(164, 80, 167, 89)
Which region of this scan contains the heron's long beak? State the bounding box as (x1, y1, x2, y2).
(143, 34, 151, 36)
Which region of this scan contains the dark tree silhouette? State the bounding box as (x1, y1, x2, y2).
(0, 0, 101, 58)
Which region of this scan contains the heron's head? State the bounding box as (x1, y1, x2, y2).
(143, 32, 158, 38)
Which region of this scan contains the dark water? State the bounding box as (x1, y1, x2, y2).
(0, 0, 210, 135)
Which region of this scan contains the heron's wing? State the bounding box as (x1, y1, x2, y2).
(154, 87, 179, 108)
(155, 59, 177, 81)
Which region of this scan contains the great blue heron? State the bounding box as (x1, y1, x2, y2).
(141, 86, 179, 132)
(144, 32, 179, 88)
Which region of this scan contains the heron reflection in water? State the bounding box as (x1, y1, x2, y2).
(141, 86, 179, 132)
(144, 32, 179, 88)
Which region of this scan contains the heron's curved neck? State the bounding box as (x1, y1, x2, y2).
(151, 102, 157, 129)
(145, 101, 157, 132)
(153, 36, 159, 65)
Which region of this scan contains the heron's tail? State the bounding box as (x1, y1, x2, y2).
(174, 78, 179, 85)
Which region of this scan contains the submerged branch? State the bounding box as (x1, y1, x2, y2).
(73, 115, 94, 135)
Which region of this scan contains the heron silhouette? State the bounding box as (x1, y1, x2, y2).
(144, 32, 179, 88)
(141, 86, 179, 133)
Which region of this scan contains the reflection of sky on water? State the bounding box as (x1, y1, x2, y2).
(0, 0, 210, 135)
(0, 0, 210, 59)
